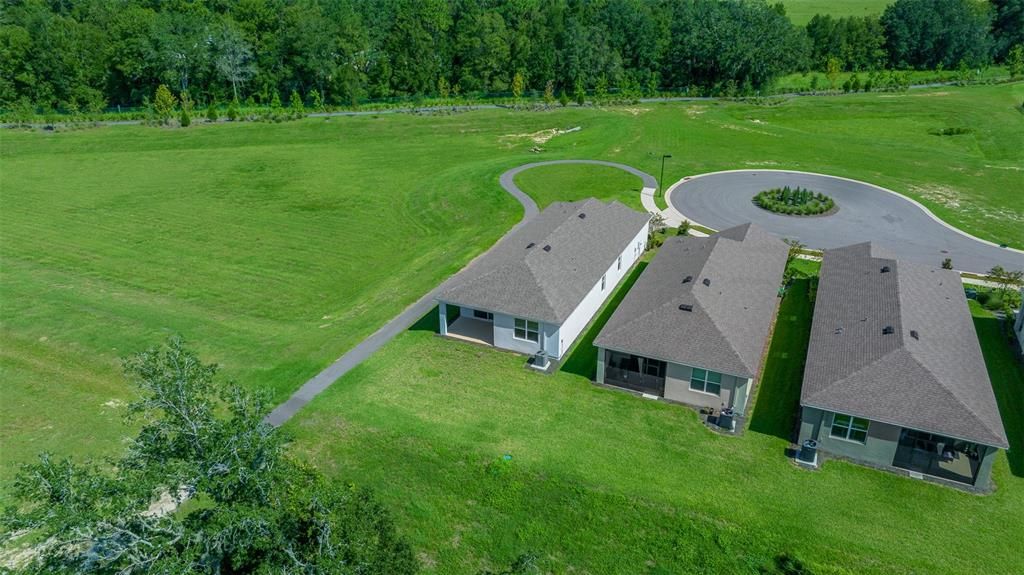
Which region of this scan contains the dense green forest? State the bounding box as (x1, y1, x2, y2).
(1, 0, 1021, 112)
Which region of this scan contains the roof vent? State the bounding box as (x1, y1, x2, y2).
(882, 326, 894, 335)
(682, 275, 693, 284)
(678, 304, 693, 312)
(834, 327, 844, 335)
(881, 266, 891, 273)
(542, 245, 551, 252)
(578, 213, 586, 219)
(526, 242, 535, 249)
(702, 278, 711, 286)
(910, 330, 919, 340)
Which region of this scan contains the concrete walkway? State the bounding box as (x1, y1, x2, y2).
(266, 159, 654, 426)
(663, 169, 1024, 275)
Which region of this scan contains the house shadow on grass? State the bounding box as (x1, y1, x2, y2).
(748, 279, 813, 441)
(972, 310, 1024, 478)
(561, 262, 648, 380)
(409, 305, 441, 334)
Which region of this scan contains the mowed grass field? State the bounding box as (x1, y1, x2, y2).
(2, 84, 1023, 568)
(286, 280, 1024, 574)
(512, 163, 644, 210)
(782, 0, 891, 25)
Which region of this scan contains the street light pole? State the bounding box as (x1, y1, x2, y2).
(659, 154, 672, 198)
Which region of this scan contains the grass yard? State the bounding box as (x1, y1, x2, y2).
(287, 279, 1024, 574)
(2, 83, 1023, 489)
(782, 0, 891, 25)
(512, 163, 645, 210)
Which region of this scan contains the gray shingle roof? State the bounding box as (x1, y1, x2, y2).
(594, 224, 789, 379)
(801, 242, 1008, 448)
(438, 199, 649, 324)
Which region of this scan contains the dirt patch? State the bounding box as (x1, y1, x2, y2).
(744, 161, 779, 166)
(621, 107, 650, 116)
(909, 184, 963, 209)
(985, 164, 1023, 171)
(500, 126, 581, 145)
(685, 106, 707, 118)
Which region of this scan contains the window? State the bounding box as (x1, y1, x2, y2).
(601, 274, 607, 291)
(514, 318, 539, 343)
(473, 309, 493, 321)
(689, 368, 722, 395)
(617, 255, 622, 270)
(830, 413, 869, 443)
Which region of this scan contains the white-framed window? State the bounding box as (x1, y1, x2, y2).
(617, 255, 622, 270)
(689, 368, 722, 395)
(601, 274, 607, 291)
(830, 413, 869, 443)
(514, 318, 539, 343)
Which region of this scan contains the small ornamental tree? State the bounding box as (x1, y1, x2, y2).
(289, 89, 305, 118)
(152, 84, 177, 125)
(178, 90, 193, 127)
(543, 80, 555, 106)
(558, 89, 569, 107)
(226, 98, 241, 121)
(205, 98, 218, 122)
(574, 79, 585, 106)
(594, 74, 608, 103)
(1, 337, 418, 574)
(678, 219, 691, 236)
(437, 76, 450, 100)
(309, 88, 325, 112)
(850, 74, 861, 92)
(512, 70, 526, 105)
(942, 258, 953, 270)
(825, 57, 841, 90)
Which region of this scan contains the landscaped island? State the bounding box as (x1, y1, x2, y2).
(753, 186, 836, 216)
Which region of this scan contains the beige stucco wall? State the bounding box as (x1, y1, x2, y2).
(663, 362, 750, 413)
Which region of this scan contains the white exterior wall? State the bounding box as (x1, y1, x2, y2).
(555, 223, 649, 359)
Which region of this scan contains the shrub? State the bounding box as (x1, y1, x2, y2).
(753, 186, 835, 216)
(226, 99, 240, 121)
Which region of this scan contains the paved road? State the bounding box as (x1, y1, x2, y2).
(666, 170, 1024, 274)
(266, 159, 653, 426)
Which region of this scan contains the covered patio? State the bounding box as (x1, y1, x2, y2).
(892, 429, 984, 485)
(445, 316, 494, 346)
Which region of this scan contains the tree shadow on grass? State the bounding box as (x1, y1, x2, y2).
(972, 311, 1024, 477)
(748, 279, 814, 441)
(561, 262, 648, 380)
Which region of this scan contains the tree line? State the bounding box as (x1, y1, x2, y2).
(1, 0, 1022, 114)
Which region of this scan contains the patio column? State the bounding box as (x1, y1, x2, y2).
(438, 302, 448, 336)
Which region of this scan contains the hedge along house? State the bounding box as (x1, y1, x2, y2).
(593, 224, 788, 419)
(799, 243, 1008, 488)
(437, 198, 649, 362)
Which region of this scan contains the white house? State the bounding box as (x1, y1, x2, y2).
(436, 198, 650, 361)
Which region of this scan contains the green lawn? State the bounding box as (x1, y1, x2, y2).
(513, 163, 644, 211)
(782, 0, 890, 25)
(286, 281, 1024, 574)
(3, 83, 1023, 489)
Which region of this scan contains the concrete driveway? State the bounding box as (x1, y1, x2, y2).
(666, 170, 1024, 274)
